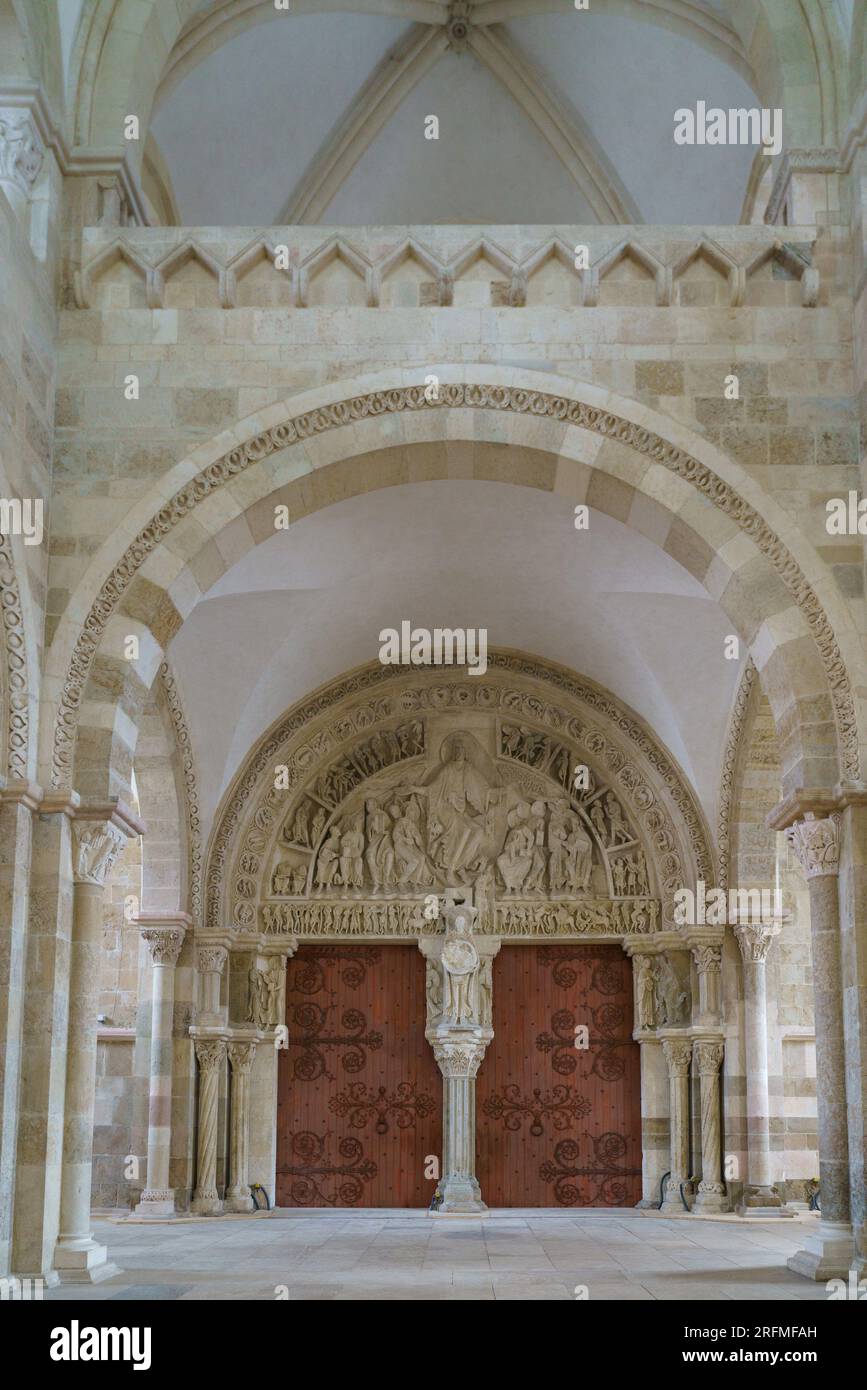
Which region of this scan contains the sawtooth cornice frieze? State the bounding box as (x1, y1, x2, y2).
(49, 378, 860, 793)
(205, 655, 714, 946)
(74, 225, 820, 310)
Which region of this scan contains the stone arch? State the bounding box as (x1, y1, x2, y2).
(40, 366, 865, 812)
(134, 664, 200, 922)
(203, 655, 714, 944)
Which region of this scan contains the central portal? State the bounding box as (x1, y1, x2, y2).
(276, 945, 442, 1207)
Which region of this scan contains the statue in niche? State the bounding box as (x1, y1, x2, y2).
(441, 903, 480, 1025)
(564, 812, 593, 892)
(657, 955, 689, 1026)
(315, 825, 342, 890)
(588, 797, 608, 843)
(246, 966, 268, 1028)
(415, 734, 498, 884)
(364, 799, 396, 888)
(636, 956, 660, 1029)
(390, 798, 434, 887)
(339, 819, 364, 889)
(310, 806, 327, 847)
(478, 955, 493, 1028)
(425, 956, 443, 1025)
(605, 793, 632, 846)
(289, 802, 310, 846)
(498, 804, 535, 893)
(523, 801, 549, 892)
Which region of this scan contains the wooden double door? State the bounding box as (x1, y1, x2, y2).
(476, 945, 642, 1207)
(276, 944, 441, 1207)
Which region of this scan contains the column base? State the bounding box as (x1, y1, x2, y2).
(53, 1236, 120, 1284)
(660, 1180, 692, 1214)
(787, 1221, 854, 1281)
(693, 1183, 729, 1215)
(135, 1190, 178, 1218)
(190, 1191, 223, 1216)
(737, 1187, 795, 1218)
(224, 1188, 254, 1214)
(437, 1176, 488, 1214)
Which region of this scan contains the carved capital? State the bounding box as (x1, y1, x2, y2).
(693, 1040, 725, 1076)
(72, 820, 126, 886)
(786, 812, 841, 879)
(662, 1037, 692, 1076)
(0, 110, 43, 199)
(691, 944, 722, 974)
(432, 1038, 486, 1079)
(227, 1040, 257, 1074)
(734, 922, 777, 964)
(194, 1038, 226, 1072)
(197, 946, 228, 975)
(141, 926, 185, 968)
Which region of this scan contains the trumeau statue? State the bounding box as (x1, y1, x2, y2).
(263, 717, 658, 929)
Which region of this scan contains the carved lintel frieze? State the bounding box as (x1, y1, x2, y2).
(786, 812, 841, 879)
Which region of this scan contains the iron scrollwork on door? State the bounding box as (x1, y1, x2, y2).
(329, 1080, 436, 1135)
(481, 1084, 591, 1136)
(539, 1132, 642, 1206)
(286, 1001, 383, 1082)
(279, 1130, 377, 1206)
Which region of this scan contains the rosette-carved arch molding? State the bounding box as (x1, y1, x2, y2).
(205, 654, 715, 941)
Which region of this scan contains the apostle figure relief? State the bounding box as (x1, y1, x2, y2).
(268, 719, 653, 909)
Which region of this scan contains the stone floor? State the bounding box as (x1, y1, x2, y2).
(40, 1209, 835, 1301)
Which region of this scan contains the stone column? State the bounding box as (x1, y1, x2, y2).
(785, 811, 853, 1278)
(432, 1037, 488, 1213)
(54, 809, 138, 1281)
(660, 1036, 692, 1213)
(838, 796, 867, 1276)
(135, 916, 188, 1217)
(419, 901, 497, 1215)
(734, 921, 790, 1214)
(191, 1037, 226, 1215)
(226, 1040, 258, 1213)
(628, 948, 667, 1206)
(692, 1039, 727, 1213)
(0, 781, 39, 1278)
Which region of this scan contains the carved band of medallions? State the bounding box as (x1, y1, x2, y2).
(217, 661, 706, 939)
(328, 1081, 436, 1135)
(539, 1133, 642, 1207)
(284, 1001, 383, 1083)
(0, 531, 30, 781)
(536, 1006, 630, 1082)
(51, 387, 858, 792)
(159, 661, 202, 927)
(278, 1130, 376, 1207)
(717, 659, 756, 894)
(481, 1084, 591, 1137)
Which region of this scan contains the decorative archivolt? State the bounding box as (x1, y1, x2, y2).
(159, 661, 203, 927)
(50, 378, 859, 792)
(206, 655, 714, 945)
(716, 660, 757, 894)
(73, 231, 820, 310)
(0, 530, 30, 782)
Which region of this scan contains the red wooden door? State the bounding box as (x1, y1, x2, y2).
(276, 945, 442, 1207)
(476, 945, 641, 1207)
